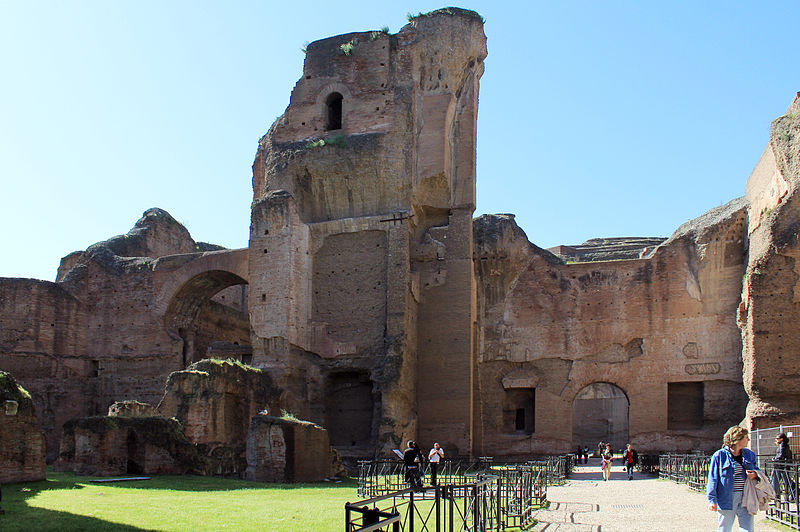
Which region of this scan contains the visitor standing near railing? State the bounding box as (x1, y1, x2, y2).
(707, 426, 759, 532)
(428, 442, 444, 486)
(771, 432, 796, 501)
(402, 440, 424, 492)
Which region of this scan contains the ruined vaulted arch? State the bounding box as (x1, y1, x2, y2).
(163, 268, 251, 367)
(165, 270, 248, 329)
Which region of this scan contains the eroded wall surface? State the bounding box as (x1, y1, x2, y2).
(474, 202, 750, 454)
(248, 9, 486, 456)
(0, 209, 250, 460)
(740, 93, 800, 429)
(0, 371, 46, 482)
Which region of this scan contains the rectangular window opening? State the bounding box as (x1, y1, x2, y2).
(668, 381, 704, 430)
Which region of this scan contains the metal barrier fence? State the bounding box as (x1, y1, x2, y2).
(349, 455, 575, 531)
(763, 461, 800, 530)
(346, 474, 502, 532)
(752, 424, 800, 467)
(658, 453, 709, 492)
(637, 454, 660, 476)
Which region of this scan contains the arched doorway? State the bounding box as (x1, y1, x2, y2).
(572, 382, 629, 450)
(164, 270, 251, 366)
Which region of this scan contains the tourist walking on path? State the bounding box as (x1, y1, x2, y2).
(428, 442, 444, 486)
(601, 444, 613, 481)
(403, 440, 424, 491)
(707, 425, 759, 532)
(622, 443, 638, 480)
(583, 446, 589, 464)
(771, 432, 796, 501)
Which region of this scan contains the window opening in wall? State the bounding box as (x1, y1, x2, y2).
(504, 388, 535, 434)
(325, 92, 343, 130)
(515, 408, 525, 431)
(668, 381, 704, 430)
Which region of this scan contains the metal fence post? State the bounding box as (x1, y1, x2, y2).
(409, 490, 414, 532)
(435, 485, 441, 532)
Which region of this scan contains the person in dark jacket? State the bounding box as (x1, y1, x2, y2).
(622, 443, 639, 480)
(707, 426, 759, 532)
(771, 432, 796, 501)
(403, 440, 424, 491)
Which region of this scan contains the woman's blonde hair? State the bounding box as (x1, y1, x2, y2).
(723, 425, 749, 447)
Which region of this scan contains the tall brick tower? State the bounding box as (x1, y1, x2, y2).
(248, 8, 486, 456)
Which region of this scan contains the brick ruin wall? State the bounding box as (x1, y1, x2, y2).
(246, 9, 487, 457)
(0, 10, 799, 464)
(0, 209, 250, 461)
(740, 94, 800, 429)
(0, 371, 46, 482)
(474, 199, 750, 454)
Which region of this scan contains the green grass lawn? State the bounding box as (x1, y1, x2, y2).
(1, 471, 359, 531)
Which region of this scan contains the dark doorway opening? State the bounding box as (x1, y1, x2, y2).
(126, 431, 143, 474)
(504, 388, 535, 434)
(325, 372, 373, 447)
(325, 92, 343, 130)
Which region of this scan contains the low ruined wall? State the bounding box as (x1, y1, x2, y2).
(54, 416, 207, 476)
(156, 359, 276, 448)
(0, 371, 46, 482)
(245, 415, 333, 482)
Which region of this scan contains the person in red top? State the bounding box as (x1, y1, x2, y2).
(622, 443, 639, 480)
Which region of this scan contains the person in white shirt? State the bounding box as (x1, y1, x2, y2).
(428, 442, 444, 486)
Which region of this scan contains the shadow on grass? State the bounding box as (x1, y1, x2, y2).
(86, 473, 359, 492)
(2, 475, 155, 532)
(2, 471, 358, 531)
(11, 470, 358, 493)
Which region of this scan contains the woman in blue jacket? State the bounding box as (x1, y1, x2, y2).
(707, 425, 759, 532)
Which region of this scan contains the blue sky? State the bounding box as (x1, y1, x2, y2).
(1, 1, 797, 281)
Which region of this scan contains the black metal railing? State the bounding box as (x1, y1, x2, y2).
(358, 458, 494, 498)
(637, 454, 660, 476)
(346, 474, 502, 532)
(763, 461, 800, 530)
(658, 453, 709, 492)
(351, 454, 574, 530)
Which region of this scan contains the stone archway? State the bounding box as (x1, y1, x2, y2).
(164, 270, 251, 366)
(572, 382, 629, 450)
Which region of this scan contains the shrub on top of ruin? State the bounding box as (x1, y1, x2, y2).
(279, 409, 320, 427)
(204, 357, 259, 373)
(305, 135, 348, 149)
(370, 26, 390, 40)
(339, 40, 355, 56)
(0, 370, 32, 401)
(301, 41, 309, 54)
(407, 8, 484, 23)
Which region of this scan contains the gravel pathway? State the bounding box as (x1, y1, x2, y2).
(530, 458, 777, 531)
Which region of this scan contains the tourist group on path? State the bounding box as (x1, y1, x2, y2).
(402, 440, 445, 491)
(593, 442, 639, 481)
